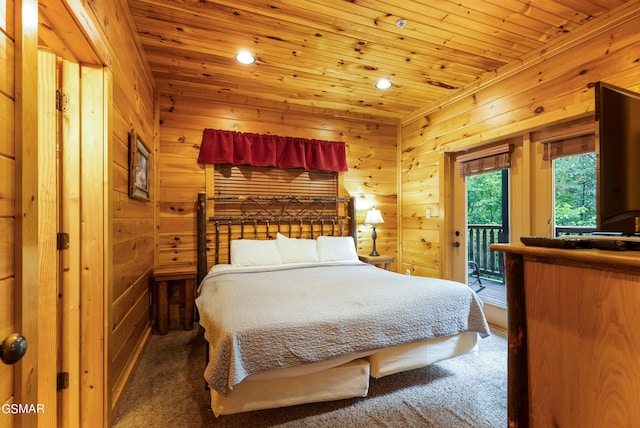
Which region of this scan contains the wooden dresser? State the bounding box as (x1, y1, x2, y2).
(492, 244, 640, 428)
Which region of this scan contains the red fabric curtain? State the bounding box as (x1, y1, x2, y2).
(198, 129, 348, 172)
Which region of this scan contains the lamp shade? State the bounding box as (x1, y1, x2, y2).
(365, 208, 384, 225)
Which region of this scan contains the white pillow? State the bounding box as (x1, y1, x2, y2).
(316, 236, 358, 262)
(230, 239, 282, 266)
(276, 233, 319, 263)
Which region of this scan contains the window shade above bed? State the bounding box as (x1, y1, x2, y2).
(212, 165, 341, 227)
(214, 165, 337, 199)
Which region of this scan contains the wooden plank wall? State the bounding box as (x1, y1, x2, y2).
(78, 0, 156, 420)
(0, 1, 15, 427)
(400, 4, 640, 279)
(157, 95, 398, 272)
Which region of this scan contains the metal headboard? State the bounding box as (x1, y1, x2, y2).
(196, 193, 356, 284)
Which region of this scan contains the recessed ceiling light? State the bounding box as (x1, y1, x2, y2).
(376, 78, 392, 90)
(235, 50, 255, 64)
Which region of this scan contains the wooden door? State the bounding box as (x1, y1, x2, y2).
(0, 2, 20, 424)
(58, 58, 81, 428)
(37, 46, 60, 428)
(0, 22, 23, 400)
(448, 153, 508, 329)
(4, 2, 109, 426)
(2, 1, 41, 426)
(39, 53, 107, 428)
(47, 53, 102, 427)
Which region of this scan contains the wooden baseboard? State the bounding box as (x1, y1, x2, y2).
(109, 325, 152, 423)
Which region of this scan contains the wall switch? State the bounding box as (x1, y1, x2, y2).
(426, 208, 431, 218)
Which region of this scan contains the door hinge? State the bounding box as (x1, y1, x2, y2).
(57, 372, 69, 391)
(56, 90, 68, 112)
(57, 232, 70, 250)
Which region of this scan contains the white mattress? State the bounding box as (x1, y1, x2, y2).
(209, 331, 479, 416)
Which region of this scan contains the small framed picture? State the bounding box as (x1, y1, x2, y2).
(129, 129, 151, 201)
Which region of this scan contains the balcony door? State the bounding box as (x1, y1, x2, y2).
(450, 144, 511, 328)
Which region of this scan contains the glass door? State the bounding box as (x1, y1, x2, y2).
(466, 170, 508, 307)
(450, 146, 511, 312)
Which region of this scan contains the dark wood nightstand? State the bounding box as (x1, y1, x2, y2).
(358, 255, 395, 270)
(153, 267, 197, 335)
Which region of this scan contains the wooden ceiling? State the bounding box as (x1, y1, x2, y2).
(127, 0, 627, 120)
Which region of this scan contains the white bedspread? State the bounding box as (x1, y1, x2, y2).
(196, 262, 490, 395)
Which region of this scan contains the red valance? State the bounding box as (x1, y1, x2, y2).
(198, 129, 348, 172)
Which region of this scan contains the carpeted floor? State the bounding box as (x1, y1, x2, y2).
(111, 323, 507, 427)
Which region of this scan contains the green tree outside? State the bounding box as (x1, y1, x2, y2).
(466, 153, 596, 228)
(554, 153, 596, 227)
(467, 171, 503, 225)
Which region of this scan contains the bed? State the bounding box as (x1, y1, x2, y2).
(195, 193, 491, 416)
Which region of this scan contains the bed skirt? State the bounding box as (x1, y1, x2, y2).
(209, 331, 479, 416)
(369, 330, 478, 377)
(210, 358, 370, 416)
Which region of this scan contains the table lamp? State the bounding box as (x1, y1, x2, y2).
(365, 208, 384, 256)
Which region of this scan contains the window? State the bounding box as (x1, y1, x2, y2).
(213, 164, 339, 217)
(553, 153, 596, 236)
(539, 123, 596, 236)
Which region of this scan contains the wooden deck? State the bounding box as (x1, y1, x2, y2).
(469, 276, 506, 307)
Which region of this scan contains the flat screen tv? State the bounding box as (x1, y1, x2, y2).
(595, 81, 640, 235)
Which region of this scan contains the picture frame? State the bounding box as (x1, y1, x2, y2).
(128, 129, 151, 201)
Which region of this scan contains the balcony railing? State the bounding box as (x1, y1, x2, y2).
(555, 226, 596, 236)
(466, 225, 597, 285)
(468, 224, 505, 283)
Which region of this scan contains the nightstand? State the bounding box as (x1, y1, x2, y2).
(153, 267, 197, 335)
(358, 255, 395, 270)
